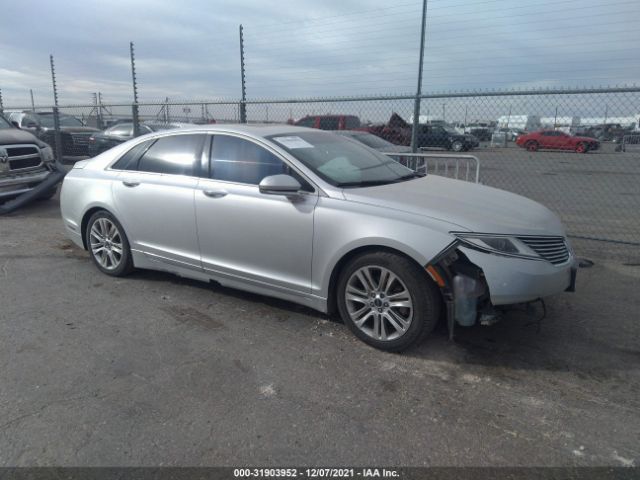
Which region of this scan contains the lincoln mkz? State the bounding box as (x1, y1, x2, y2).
(61, 125, 577, 351)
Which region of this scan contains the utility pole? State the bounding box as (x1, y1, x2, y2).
(49, 55, 63, 163)
(411, 0, 428, 152)
(30, 89, 35, 111)
(130, 41, 140, 136)
(239, 24, 247, 123)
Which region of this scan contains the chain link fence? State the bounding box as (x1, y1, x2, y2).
(4, 87, 640, 248)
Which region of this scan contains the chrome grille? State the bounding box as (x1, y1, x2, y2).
(517, 236, 570, 265)
(4, 144, 43, 172)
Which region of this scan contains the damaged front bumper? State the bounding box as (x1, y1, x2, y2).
(428, 242, 577, 333)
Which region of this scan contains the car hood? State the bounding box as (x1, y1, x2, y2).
(342, 175, 565, 236)
(0, 128, 45, 146)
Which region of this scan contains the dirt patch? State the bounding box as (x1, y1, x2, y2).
(160, 305, 224, 330)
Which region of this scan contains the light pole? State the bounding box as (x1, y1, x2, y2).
(411, 0, 428, 152)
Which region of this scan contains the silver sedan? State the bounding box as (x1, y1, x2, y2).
(60, 125, 577, 351)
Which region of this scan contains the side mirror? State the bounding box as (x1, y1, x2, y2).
(259, 174, 301, 195)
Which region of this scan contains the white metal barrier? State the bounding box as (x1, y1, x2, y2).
(620, 134, 640, 152)
(385, 152, 481, 183)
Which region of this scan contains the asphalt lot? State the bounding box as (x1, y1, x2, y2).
(0, 193, 639, 467)
(427, 142, 640, 247)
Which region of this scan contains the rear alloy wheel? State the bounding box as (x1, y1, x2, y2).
(526, 141, 539, 152)
(337, 251, 441, 352)
(575, 142, 588, 154)
(451, 140, 464, 152)
(86, 211, 133, 277)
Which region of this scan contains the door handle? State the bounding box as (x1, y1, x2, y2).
(122, 180, 140, 187)
(203, 189, 227, 198)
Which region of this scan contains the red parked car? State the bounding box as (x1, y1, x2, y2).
(515, 129, 600, 153)
(293, 115, 360, 130)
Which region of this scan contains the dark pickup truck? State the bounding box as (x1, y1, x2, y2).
(0, 114, 58, 202)
(7, 110, 99, 158)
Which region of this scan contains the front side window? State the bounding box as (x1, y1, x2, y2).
(137, 134, 204, 176)
(269, 131, 416, 188)
(210, 135, 289, 185)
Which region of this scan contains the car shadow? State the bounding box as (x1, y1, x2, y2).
(131, 268, 639, 378)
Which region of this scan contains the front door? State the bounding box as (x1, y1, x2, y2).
(194, 134, 317, 294)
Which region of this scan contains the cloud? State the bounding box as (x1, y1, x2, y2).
(0, 0, 637, 108)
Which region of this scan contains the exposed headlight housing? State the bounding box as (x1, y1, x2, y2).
(40, 145, 55, 163)
(453, 233, 540, 260)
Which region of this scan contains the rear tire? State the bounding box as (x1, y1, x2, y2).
(336, 251, 441, 352)
(525, 141, 539, 152)
(85, 210, 134, 277)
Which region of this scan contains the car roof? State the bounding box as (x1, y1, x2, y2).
(154, 123, 329, 138)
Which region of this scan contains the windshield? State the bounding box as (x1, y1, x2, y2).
(268, 131, 418, 187)
(37, 114, 84, 128)
(0, 115, 12, 130)
(349, 133, 395, 149)
(441, 126, 459, 135)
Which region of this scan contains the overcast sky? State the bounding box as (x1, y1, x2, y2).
(1, 0, 638, 107)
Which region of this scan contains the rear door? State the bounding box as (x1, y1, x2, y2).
(194, 134, 318, 294)
(112, 133, 205, 269)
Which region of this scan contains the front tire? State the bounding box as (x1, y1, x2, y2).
(575, 142, 588, 154)
(525, 141, 539, 152)
(336, 251, 441, 352)
(85, 211, 134, 277)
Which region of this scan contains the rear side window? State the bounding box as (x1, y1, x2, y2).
(111, 140, 153, 170)
(210, 135, 288, 185)
(319, 117, 339, 130)
(137, 134, 204, 176)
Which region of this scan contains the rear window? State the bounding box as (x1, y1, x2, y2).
(111, 140, 153, 170)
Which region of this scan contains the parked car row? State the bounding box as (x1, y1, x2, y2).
(88, 122, 197, 156)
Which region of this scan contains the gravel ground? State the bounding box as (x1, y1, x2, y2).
(0, 193, 639, 467)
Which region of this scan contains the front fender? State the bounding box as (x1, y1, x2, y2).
(311, 196, 456, 299)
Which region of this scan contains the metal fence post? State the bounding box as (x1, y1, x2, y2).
(130, 42, 140, 136)
(49, 55, 64, 164)
(0, 88, 4, 115)
(239, 24, 247, 123)
(411, 0, 428, 153)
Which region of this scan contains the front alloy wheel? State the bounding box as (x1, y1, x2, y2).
(345, 266, 413, 342)
(337, 251, 441, 352)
